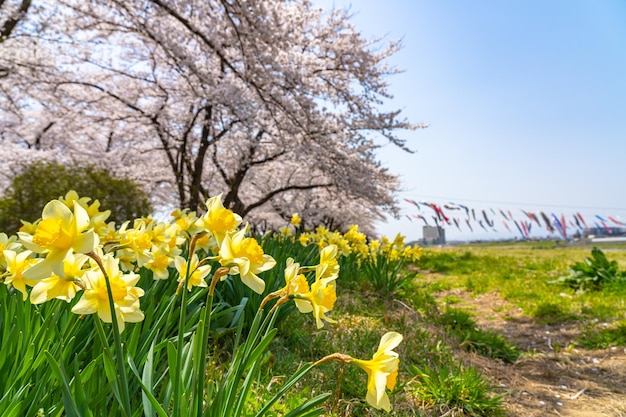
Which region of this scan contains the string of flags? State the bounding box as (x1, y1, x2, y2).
(403, 198, 626, 240)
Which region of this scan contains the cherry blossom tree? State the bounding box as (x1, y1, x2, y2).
(0, 0, 31, 44)
(0, 0, 425, 232)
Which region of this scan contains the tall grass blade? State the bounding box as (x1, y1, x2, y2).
(44, 351, 81, 417)
(127, 354, 169, 417)
(281, 393, 333, 417)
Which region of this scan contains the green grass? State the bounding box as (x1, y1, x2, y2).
(531, 301, 579, 324)
(408, 362, 507, 417)
(437, 308, 520, 363)
(577, 320, 626, 349)
(256, 241, 626, 415)
(417, 243, 626, 325)
(263, 276, 509, 416)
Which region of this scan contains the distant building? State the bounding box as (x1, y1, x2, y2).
(423, 226, 446, 245)
(582, 226, 626, 238)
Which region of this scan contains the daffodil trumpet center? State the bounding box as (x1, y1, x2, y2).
(33, 218, 73, 250)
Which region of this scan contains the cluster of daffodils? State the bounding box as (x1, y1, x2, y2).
(296, 224, 422, 264)
(1, 191, 281, 330)
(262, 244, 340, 329)
(0, 191, 403, 411)
(278, 212, 302, 237)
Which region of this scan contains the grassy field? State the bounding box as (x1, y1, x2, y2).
(419, 241, 626, 326)
(267, 240, 626, 416)
(414, 241, 626, 416)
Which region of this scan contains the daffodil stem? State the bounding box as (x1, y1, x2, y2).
(194, 267, 229, 415)
(313, 352, 353, 367)
(195, 289, 214, 415)
(88, 252, 132, 417)
(331, 363, 345, 412)
(173, 253, 192, 417)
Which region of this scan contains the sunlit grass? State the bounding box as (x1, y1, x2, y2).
(263, 276, 510, 416)
(408, 362, 507, 417)
(260, 241, 626, 415)
(577, 319, 626, 349)
(437, 307, 520, 363)
(418, 243, 626, 325)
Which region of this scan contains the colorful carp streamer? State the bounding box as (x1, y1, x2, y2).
(402, 198, 626, 239)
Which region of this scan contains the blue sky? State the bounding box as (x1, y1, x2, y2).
(316, 0, 626, 242)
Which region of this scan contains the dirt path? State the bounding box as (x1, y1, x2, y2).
(434, 289, 626, 417)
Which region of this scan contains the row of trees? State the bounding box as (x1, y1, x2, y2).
(0, 0, 424, 233)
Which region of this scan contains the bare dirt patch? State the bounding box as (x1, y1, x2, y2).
(433, 289, 626, 416)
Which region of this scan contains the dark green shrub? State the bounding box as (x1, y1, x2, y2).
(0, 161, 152, 234)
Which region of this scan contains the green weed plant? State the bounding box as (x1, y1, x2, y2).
(550, 247, 625, 292)
(360, 252, 418, 296)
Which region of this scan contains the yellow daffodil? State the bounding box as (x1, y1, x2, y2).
(350, 332, 403, 412)
(298, 234, 310, 246)
(283, 258, 310, 298)
(316, 244, 339, 281)
(335, 239, 352, 257)
(392, 233, 405, 248)
(174, 254, 211, 291)
(303, 276, 337, 328)
(279, 225, 293, 237)
(171, 208, 200, 235)
(218, 228, 275, 294)
(59, 190, 111, 232)
(58, 190, 90, 208)
(3, 250, 40, 300)
(194, 232, 218, 254)
(290, 213, 301, 228)
(197, 194, 242, 246)
(18, 220, 38, 235)
(369, 240, 381, 253)
(71, 254, 144, 333)
(19, 200, 99, 280)
(118, 220, 154, 268)
(291, 244, 340, 328)
(407, 245, 422, 262)
(293, 276, 337, 329)
(30, 252, 91, 304)
(149, 222, 184, 256)
(259, 258, 309, 311)
(145, 246, 175, 280)
(0, 233, 21, 265)
(344, 225, 366, 245)
(97, 221, 120, 244)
